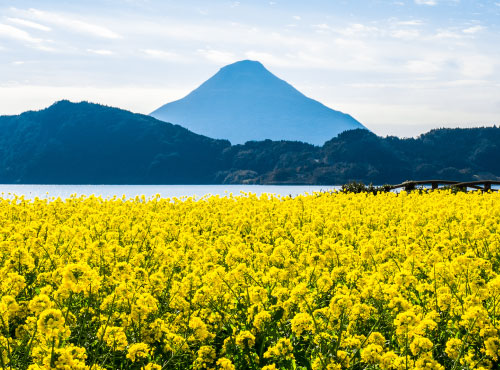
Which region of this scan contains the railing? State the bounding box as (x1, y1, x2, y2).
(388, 180, 500, 192)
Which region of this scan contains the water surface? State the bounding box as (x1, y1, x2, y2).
(0, 184, 339, 200)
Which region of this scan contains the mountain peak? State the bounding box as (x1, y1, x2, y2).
(151, 61, 366, 145)
(219, 59, 266, 72)
(195, 59, 282, 93)
(49, 99, 72, 108)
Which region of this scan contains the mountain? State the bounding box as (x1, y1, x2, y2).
(0, 101, 229, 184)
(150, 60, 365, 145)
(1, 101, 498, 185)
(218, 127, 500, 184)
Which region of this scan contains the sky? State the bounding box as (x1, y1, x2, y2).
(0, 0, 499, 137)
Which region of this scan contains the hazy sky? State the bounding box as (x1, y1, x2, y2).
(1, 0, 499, 137)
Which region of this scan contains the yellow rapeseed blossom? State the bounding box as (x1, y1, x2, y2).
(253, 310, 272, 331)
(37, 309, 66, 338)
(126, 342, 150, 362)
(97, 326, 128, 351)
(235, 330, 255, 347)
(410, 336, 434, 355)
(0, 191, 499, 369)
(263, 338, 294, 361)
(216, 357, 236, 370)
(291, 312, 314, 336)
(361, 343, 383, 364)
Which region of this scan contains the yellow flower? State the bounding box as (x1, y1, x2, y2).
(414, 355, 444, 370)
(360, 343, 383, 364)
(367, 332, 386, 346)
(445, 338, 462, 360)
(144, 364, 162, 370)
(484, 337, 500, 360)
(0, 295, 19, 322)
(379, 351, 399, 370)
(410, 336, 433, 355)
(291, 312, 314, 336)
(126, 343, 150, 362)
(253, 310, 271, 331)
(216, 357, 236, 370)
(235, 330, 255, 348)
(264, 338, 294, 361)
(62, 262, 100, 295)
(189, 316, 210, 342)
(394, 310, 419, 335)
(97, 326, 128, 351)
(261, 365, 277, 370)
(193, 345, 216, 369)
(37, 308, 66, 338)
(0, 190, 499, 369)
(28, 294, 53, 315)
(42, 344, 88, 370)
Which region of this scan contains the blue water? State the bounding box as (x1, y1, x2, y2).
(0, 185, 339, 200)
(0, 184, 497, 200)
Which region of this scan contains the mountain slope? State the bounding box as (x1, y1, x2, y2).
(218, 128, 500, 184)
(150, 60, 365, 145)
(1, 101, 498, 185)
(0, 100, 230, 184)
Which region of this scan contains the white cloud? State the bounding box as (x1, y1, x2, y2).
(459, 55, 495, 78)
(312, 23, 332, 34)
(442, 79, 490, 87)
(2, 2, 499, 137)
(415, 0, 437, 5)
(33, 45, 56, 52)
(406, 59, 442, 74)
(196, 8, 209, 15)
(397, 20, 424, 26)
(433, 29, 462, 39)
(197, 49, 236, 64)
(0, 23, 43, 43)
(244, 51, 296, 67)
(337, 23, 380, 37)
(87, 49, 114, 56)
(462, 25, 484, 34)
(244, 44, 377, 72)
(391, 29, 420, 39)
(27, 9, 121, 39)
(141, 49, 189, 62)
(7, 17, 51, 31)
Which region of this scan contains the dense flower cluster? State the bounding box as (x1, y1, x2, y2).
(0, 190, 499, 369)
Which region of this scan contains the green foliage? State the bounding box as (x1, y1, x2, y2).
(340, 181, 392, 194)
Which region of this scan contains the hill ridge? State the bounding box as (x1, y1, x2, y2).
(1, 101, 499, 184)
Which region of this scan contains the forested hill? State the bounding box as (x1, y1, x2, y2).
(0, 101, 230, 184)
(0, 101, 499, 184)
(220, 128, 500, 184)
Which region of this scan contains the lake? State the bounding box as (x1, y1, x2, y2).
(0, 184, 496, 200)
(0, 184, 340, 200)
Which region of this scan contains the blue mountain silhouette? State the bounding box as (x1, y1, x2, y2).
(150, 60, 366, 145)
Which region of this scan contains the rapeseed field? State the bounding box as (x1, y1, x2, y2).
(1, 191, 499, 370)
